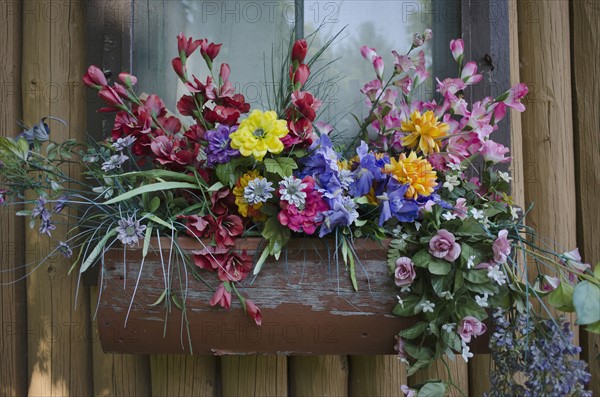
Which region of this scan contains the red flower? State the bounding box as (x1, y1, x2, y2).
(209, 214, 243, 247)
(210, 282, 232, 310)
(172, 57, 187, 80)
(192, 246, 230, 271)
(290, 64, 310, 87)
(180, 215, 211, 239)
(177, 33, 202, 58)
(244, 299, 262, 326)
(291, 90, 322, 122)
(83, 65, 107, 89)
(184, 124, 206, 143)
(204, 106, 241, 126)
(177, 95, 198, 117)
(142, 94, 166, 118)
(192, 247, 253, 282)
(210, 188, 236, 216)
(98, 86, 125, 111)
(292, 39, 308, 63)
(200, 41, 222, 61)
(282, 118, 315, 148)
(118, 72, 137, 88)
(223, 94, 250, 113)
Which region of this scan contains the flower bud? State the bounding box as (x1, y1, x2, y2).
(83, 65, 107, 89)
(118, 72, 137, 88)
(412, 33, 424, 47)
(292, 39, 308, 63)
(424, 29, 433, 41)
(450, 38, 464, 64)
(290, 64, 310, 87)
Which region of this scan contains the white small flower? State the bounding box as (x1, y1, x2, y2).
(498, 171, 512, 183)
(467, 255, 476, 269)
(448, 162, 463, 171)
(101, 154, 128, 172)
(400, 285, 411, 293)
(440, 291, 454, 300)
(487, 265, 507, 285)
(511, 206, 520, 220)
(244, 178, 275, 205)
(414, 221, 422, 231)
(396, 295, 404, 307)
(461, 342, 473, 362)
(392, 225, 403, 237)
(442, 323, 456, 333)
(471, 208, 484, 220)
(475, 293, 489, 308)
(279, 176, 307, 208)
(442, 212, 458, 221)
(443, 174, 460, 192)
(112, 136, 137, 151)
(481, 217, 492, 228)
(419, 300, 435, 313)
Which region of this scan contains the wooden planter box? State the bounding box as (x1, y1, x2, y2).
(97, 237, 489, 355)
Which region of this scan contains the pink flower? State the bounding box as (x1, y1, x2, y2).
(394, 335, 407, 360)
(563, 248, 591, 273)
(0, 189, 7, 204)
(118, 72, 137, 88)
(278, 177, 329, 235)
(290, 64, 310, 87)
(291, 90, 322, 122)
(83, 65, 107, 89)
(480, 140, 511, 163)
(429, 229, 461, 262)
(177, 33, 202, 58)
(450, 39, 464, 63)
(360, 46, 377, 62)
(395, 257, 416, 286)
(373, 56, 384, 80)
(501, 83, 528, 112)
(436, 78, 466, 96)
(453, 198, 469, 219)
(200, 41, 222, 61)
(361, 79, 382, 101)
(392, 51, 415, 73)
(492, 229, 511, 264)
(245, 299, 262, 326)
(541, 275, 560, 292)
(393, 74, 413, 95)
(461, 61, 483, 85)
(98, 86, 125, 110)
(210, 283, 232, 310)
(458, 316, 487, 343)
(401, 385, 416, 397)
(412, 33, 424, 47)
(475, 261, 494, 270)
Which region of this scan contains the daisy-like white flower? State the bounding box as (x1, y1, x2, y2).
(475, 293, 489, 307)
(101, 154, 128, 172)
(116, 216, 147, 246)
(112, 136, 137, 151)
(443, 174, 460, 192)
(244, 178, 275, 205)
(419, 300, 435, 313)
(471, 208, 484, 220)
(498, 171, 512, 183)
(461, 341, 474, 362)
(442, 211, 458, 221)
(487, 264, 507, 285)
(467, 255, 476, 269)
(278, 176, 307, 208)
(338, 169, 354, 191)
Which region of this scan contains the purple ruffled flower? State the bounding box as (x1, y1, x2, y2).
(378, 179, 419, 226)
(205, 125, 240, 167)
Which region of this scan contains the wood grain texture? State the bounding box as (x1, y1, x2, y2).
(150, 355, 216, 396)
(349, 356, 406, 397)
(571, 0, 600, 394)
(91, 287, 151, 397)
(0, 2, 27, 396)
(409, 359, 468, 397)
(22, 1, 93, 395)
(220, 355, 287, 397)
(289, 355, 348, 397)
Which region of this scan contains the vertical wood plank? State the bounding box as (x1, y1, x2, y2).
(469, 0, 525, 393)
(289, 356, 347, 396)
(571, 0, 600, 394)
(150, 355, 216, 396)
(22, 1, 93, 395)
(410, 360, 468, 397)
(90, 287, 151, 397)
(349, 356, 405, 397)
(221, 355, 288, 397)
(0, 2, 27, 396)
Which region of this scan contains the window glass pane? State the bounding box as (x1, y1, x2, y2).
(132, 0, 295, 111)
(303, 0, 460, 139)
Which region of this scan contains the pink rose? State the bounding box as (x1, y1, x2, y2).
(395, 257, 416, 287)
(429, 229, 461, 262)
(458, 316, 487, 343)
(492, 229, 511, 264)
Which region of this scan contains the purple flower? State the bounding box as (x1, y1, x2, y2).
(429, 229, 461, 262)
(116, 216, 147, 246)
(349, 142, 388, 197)
(58, 241, 73, 258)
(492, 229, 511, 264)
(378, 179, 419, 226)
(54, 195, 69, 213)
(39, 218, 56, 237)
(300, 135, 344, 198)
(205, 125, 240, 167)
(458, 315, 487, 343)
(394, 257, 416, 286)
(315, 195, 358, 237)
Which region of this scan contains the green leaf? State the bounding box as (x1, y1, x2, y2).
(254, 218, 290, 275)
(215, 157, 254, 187)
(264, 157, 298, 178)
(431, 275, 452, 298)
(412, 250, 431, 268)
(207, 182, 224, 192)
(149, 289, 167, 307)
(143, 214, 176, 231)
(462, 269, 489, 284)
(393, 295, 422, 317)
(585, 320, 600, 334)
(442, 330, 462, 352)
(456, 299, 488, 321)
(103, 182, 200, 205)
(149, 196, 161, 213)
(418, 382, 447, 397)
(404, 342, 433, 361)
(429, 259, 452, 276)
(115, 169, 198, 183)
(573, 281, 600, 325)
(79, 229, 117, 273)
(398, 322, 428, 340)
(456, 219, 486, 237)
(594, 263, 600, 279)
(142, 226, 152, 258)
(548, 281, 575, 312)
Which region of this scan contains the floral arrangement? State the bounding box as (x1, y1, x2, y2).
(0, 29, 597, 395)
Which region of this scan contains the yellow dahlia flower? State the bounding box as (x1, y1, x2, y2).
(229, 110, 289, 161)
(233, 170, 267, 221)
(384, 151, 438, 199)
(401, 110, 449, 155)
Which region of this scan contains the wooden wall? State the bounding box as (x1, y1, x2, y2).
(0, 0, 597, 396)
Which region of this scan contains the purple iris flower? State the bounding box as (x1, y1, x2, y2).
(205, 125, 240, 167)
(316, 195, 359, 237)
(378, 179, 419, 226)
(349, 142, 389, 197)
(300, 136, 344, 198)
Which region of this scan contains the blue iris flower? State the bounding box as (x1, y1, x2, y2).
(349, 141, 389, 197)
(378, 179, 419, 226)
(316, 195, 359, 237)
